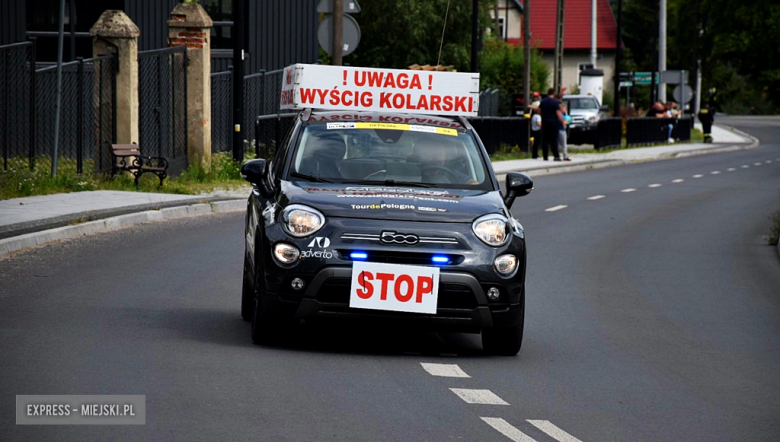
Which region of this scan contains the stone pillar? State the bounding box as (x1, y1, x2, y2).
(90, 11, 140, 145)
(168, 3, 213, 172)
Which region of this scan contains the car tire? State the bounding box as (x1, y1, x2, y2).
(240, 255, 255, 322)
(250, 297, 283, 346)
(482, 302, 525, 356)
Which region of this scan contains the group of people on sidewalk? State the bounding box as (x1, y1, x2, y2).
(529, 88, 572, 162)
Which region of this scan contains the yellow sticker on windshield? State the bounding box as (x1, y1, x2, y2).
(326, 121, 457, 136)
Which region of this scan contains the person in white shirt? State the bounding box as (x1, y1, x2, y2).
(531, 109, 543, 159)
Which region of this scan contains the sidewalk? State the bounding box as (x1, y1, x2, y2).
(492, 123, 754, 177)
(0, 124, 756, 257)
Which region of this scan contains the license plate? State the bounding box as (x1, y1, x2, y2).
(349, 261, 440, 314)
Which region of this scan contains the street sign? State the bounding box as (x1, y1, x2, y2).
(634, 72, 658, 85)
(660, 70, 689, 84)
(673, 84, 694, 104)
(620, 81, 633, 88)
(318, 14, 361, 56)
(317, 0, 362, 13)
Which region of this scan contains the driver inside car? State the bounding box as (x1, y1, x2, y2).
(410, 136, 479, 185)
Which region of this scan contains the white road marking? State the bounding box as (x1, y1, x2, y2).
(621, 188, 636, 193)
(587, 195, 605, 201)
(754, 162, 762, 166)
(711, 171, 721, 174)
(527, 420, 584, 442)
(741, 165, 749, 168)
(420, 363, 470, 378)
(692, 174, 703, 178)
(481, 418, 537, 442)
(766, 160, 772, 164)
(648, 183, 662, 188)
(672, 178, 684, 183)
(727, 168, 735, 171)
(450, 388, 509, 405)
(545, 205, 568, 212)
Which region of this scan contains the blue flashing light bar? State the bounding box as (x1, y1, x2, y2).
(350, 252, 368, 260)
(431, 255, 449, 264)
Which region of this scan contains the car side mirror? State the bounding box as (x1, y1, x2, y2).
(241, 159, 267, 184)
(504, 172, 533, 209)
(599, 105, 610, 112)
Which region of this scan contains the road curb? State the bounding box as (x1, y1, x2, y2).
(495, 127, 759, 181)
(0, 199, 246, 259)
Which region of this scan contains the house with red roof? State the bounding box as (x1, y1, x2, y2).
(491, 0, 618, 96)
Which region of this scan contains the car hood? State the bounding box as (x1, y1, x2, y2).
(280, 181, 505, 223)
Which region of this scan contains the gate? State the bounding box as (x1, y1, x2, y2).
(138, 46, 187, 174)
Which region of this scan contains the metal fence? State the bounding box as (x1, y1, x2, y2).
(1, 40, 117, 174)
(594, 118, 623, 150)
(138, 46, 187, 174)
(468, 117, 530, 155)
(211, 68, 232, 153)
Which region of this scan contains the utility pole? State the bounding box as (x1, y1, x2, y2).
(658, 0, 667, 102)
(590, 0, 597, 68)
(51, 0, 65, 176)
(232, 0, 245, 161)
(613, 0, 621, 115)
(471, 0, 479, 72)
(553, 0, 565, 95)
(332, 0, 343, 66)
(523, 0, 531, 113)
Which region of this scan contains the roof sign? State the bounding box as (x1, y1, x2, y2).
(280, 64, 480, 117)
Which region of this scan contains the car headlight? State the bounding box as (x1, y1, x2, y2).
(282, 204, 325, 237)
(587, 115, 599, 123)
(494, 254, 518, 275)
(472, 214, 509, 246)
(273, 243, 300, 264)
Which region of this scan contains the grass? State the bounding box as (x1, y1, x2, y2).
(765, 210, 780, 246)
(489, 144, 532, 162)
(0, 151, 252, 200)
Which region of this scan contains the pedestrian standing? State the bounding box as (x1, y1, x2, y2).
(539, 88, 565, 161)
(558, 102, 571, 161)
(697, 103, 714, 143)
(531, 108, 543, 159)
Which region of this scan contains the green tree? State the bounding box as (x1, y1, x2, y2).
(479, 38, 549, 95)
(342, 0, 496, 72)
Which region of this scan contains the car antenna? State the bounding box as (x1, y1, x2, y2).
(436, 0, 452, 69)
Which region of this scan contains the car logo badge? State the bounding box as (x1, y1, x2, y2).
(380, 231, 419, 245)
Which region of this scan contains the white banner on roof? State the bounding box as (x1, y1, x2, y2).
(280, 64, 480, 117)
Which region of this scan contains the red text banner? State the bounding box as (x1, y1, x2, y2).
(280, 64, 480, 117)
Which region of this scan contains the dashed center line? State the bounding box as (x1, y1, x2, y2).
(450, 388, 509, 405)
(692, 174, 703, 178)
(766, 160, 773, 164)
(711, 171, 721, 174)
(586, 195, 605, 201)
(672, 178, 684, 183)
(754, 162, 762, 166)
(481, 418, 537, 442)
(620, 188, 636, 193)
(545, 205, 568, 212)
(648, 183, 662, 188)
(727, 168, 735, 171)
(527, 420, 584, 442)
(420, 363, 470, 378)
(741, 165, 750, 168)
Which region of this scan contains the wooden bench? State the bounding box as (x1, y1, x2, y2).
(109, 143, 169, 187)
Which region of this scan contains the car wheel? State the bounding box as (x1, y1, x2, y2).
(482, 302, 525, 356)
(250, 297, 283, 346)
(240, 255, 255, 322)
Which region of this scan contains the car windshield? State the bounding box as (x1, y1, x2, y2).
(567, 98, 599, 110)
(289, 123, 490, 189)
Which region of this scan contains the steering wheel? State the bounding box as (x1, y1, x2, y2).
(421, 166, 459, 183)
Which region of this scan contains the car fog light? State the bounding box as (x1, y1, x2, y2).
(487, 287, 500, 301)
(494, 254, 518, 275)
(273, 243, 300, 264)
(291, 278, 305, 290)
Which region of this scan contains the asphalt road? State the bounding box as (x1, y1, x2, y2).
(2, 117, 779, 441)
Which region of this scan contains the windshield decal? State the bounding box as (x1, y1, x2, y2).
(326, 121, 457, 137)
(304, 186, 463, 202)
